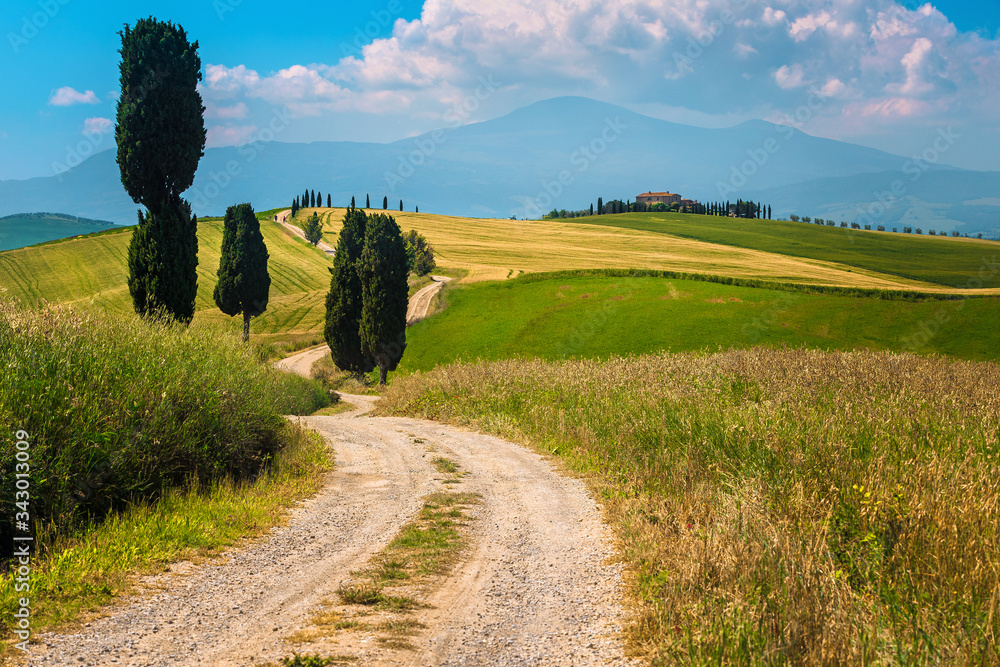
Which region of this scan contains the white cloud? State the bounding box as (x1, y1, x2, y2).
(774, 64, 808, 88)
(49, 87, 100, 106)
(82, 117, 113, 135)
(206, 124, 260, 148)
(762, 7, 786, 26)
(205, 102, 249, 119)
(196, 0, 1000, 166)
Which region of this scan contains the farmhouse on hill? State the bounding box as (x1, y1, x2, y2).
(636, 191, 681, 205)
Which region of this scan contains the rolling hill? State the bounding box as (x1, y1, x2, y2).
(2, 97, 996, 236)
(0, 212, 117, 251)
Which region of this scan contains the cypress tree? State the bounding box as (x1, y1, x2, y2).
(767, 205, 771, 220)
(118, 18, 205, 324)
(317, 190, 323, 207)
(366, 194, 370, 209)
(416, 205, 419, 213)
(400, 199, 403, 211)
(351, 196, 356, 208)
(383, 195, 388, 210)
(597, 197, 603, 215)
(327, 193, 331, 207)
(589, 203, 594, 215)
(213, 202, 270, 342)
(324, 206, 373, 376)
(311, 189, 316, 207)
(359, 213, 408, 385)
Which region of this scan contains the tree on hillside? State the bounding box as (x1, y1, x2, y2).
(118, 17, 206, 324)
(351, 196, 356, 208)
(403, 229, 435, 276)
(597, 197, 603, 215)
(383, 196, 388, 210)
(291, 196, 299, 218)
(415, 205, 419, 213)
(302, 212, 323, 245)
(324, 206, 373, 376)
(366, 194, 370, 209)
(399, 200, 403, 211)
(327, 193, 331, 207)
(317, 190, 323, 208)
(359, 213, 409, 385)
(214, 203, 270, 342)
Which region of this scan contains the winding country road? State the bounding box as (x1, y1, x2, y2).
(26, 270, 634, 666)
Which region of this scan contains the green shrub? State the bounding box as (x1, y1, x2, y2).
(0, 301, 328, 559)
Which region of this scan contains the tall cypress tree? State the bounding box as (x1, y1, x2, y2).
(118, 18, 205, 324)
(327, 193, 331, 207)
(214, 203, 270, 342)
(366, 194, 370, 209)
(351, 196, 356, 208)
(383, 196, 388, 210)
(359, 213, 408, 385)
(325, 207, 373, 376)
(399, 199, 403, 211)
(317, 190, 323, 208)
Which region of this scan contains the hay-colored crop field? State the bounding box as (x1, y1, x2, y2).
(304, 208, 999, 294)
(0, 216, 332, 337)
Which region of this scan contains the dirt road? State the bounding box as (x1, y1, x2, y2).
(274, 275, 453, 378)
(28, 395, 633, 665)
(274, 209, 335, 255)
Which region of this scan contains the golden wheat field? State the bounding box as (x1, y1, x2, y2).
(379, 348, 1000, 665)
(302, 207, 1000, 294)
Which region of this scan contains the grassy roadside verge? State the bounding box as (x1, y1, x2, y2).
(377, 350, 1000, 665)
(0, 301, 333, 651)
(1, 425, 331, 655)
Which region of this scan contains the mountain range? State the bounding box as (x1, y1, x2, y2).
(1, 96, 996, 236)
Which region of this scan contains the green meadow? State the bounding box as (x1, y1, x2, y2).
(569, 212, 1000, 289)
(400, 272, 1000, 372)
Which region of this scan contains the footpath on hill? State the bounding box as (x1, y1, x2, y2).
(27, 283, 633, 666)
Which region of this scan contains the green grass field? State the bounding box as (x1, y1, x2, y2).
(568, 212, 1000, 289)
(400, 273, 1000, 371)
(0, 214, 117, 252)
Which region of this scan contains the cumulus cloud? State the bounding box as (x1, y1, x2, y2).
(205, 102, 250, 119)
(197, 0, 1000, 163)
(82, 117, 113, 135)
(49, 87, 100, 106)
(774, 64, 808, 88)
(206, 124, 260, 148)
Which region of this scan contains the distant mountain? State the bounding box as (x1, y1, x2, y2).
(0, 212, 117, 252)
(0, 96, 996, 235)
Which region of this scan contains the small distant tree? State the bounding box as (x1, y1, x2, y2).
(351, 196, 356, 208)
(916, 228, 923, 235)
(789, 214, 800, 222)
(403, 229, 436, 276)
(366, 194, 370, 209)
(415, 205, 419, 213)
(360, 213, 409, 385)
(291, 196, 299, 218)
(399, 200, 403, 211)
(589, 203, 594, 215)
(317, 190, 323, 207)
(383, 196, 388, 210)
(303, 212, 323, 245)
(597, 197, 603, 215)
(327, 193, 331, 207)
(214, 203, 270, 342)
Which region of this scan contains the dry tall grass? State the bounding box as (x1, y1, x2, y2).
(378, 349, 1000, 665)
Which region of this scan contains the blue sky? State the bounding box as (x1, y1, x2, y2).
(2, 0, 999, 181)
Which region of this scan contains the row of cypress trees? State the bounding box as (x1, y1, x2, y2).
(324, 206, 409, 384)
(115, 17, 408, 380)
